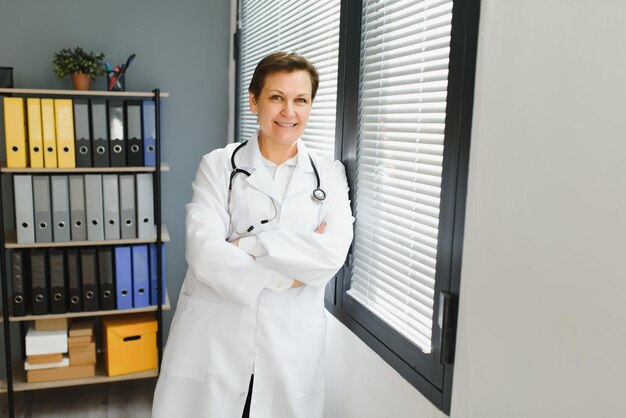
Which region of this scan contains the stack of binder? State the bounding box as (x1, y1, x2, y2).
(12, 173, 155, 244)
(3, 97, 157, 168)
(9, 244, 166, 316)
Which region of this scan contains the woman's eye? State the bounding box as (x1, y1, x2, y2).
(296, 98, 308, 104)
(270, 95, 282, 101)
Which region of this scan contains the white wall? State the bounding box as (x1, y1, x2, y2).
(326, 1, 626, 417)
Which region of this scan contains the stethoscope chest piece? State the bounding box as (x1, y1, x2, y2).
(312, 188, 326, 202)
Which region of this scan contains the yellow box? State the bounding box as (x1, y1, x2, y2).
(102, 314, 157, 377)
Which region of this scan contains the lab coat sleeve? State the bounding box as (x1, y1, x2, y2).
(185, 150, 276, 307)
(253, 161, 354, 287)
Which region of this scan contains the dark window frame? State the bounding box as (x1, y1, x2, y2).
(325, 0, 480, 413)
(234, 0, 480, 413)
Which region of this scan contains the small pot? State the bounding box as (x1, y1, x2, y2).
(71, 73, 91, 90)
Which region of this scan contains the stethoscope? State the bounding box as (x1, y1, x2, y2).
(228, 140, 326, 234)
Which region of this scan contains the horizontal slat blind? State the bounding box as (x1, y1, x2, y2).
(238, 0, 341, 158)
(348, 0, 453, 353)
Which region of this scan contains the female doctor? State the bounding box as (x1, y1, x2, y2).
(152, 52, 354, 418)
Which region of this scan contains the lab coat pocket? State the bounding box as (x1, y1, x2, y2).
(295, 317, 328, 398)
(161, 294, 219, 382)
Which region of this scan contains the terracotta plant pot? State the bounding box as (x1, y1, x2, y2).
(71, 73, 91, 90)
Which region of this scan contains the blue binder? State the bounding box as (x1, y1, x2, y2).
(114, 246, 133, 310)
(141, 100, 156, 166)
(149, 244, 166, 305)
(132, 245, 150, 308)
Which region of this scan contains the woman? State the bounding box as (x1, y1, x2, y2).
(152, 52, 354, 418)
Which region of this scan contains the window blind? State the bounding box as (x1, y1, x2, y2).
(238, 0, 341, 159)
(348, 0, 453, 353)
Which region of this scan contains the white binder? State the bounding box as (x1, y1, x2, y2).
(13, 175, 35, 244)
(85, 174, 104, 241)
(119, 174, 136, 239)
(50, 175, 70, 242)
(136, 173, 156, 239)
(68, 175, 87, 241)
(32, 175, 52, 243)
(102, 174, 121, 240)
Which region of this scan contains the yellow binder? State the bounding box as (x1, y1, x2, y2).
(3, 97, 28, 168)
(54, 99, 76, 168)
(41, 99, 57, 168)
(27, 98, 44, 168)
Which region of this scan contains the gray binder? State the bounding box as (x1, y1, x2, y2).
(32, 175, 52, 243)
(91, 100, 109, 167)
(136, 173, 155, 239)
(102, 174, 120, 240)
(69, 175, 87, 241)
(119, 174, 136, 239)
(85, 174, 104, 241)
(51, 175, 71, 242)
(13, 175, 35, 244)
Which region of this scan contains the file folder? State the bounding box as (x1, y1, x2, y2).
(98, 247, 116, 310)
(3, 97, 28, 168)
(102, 174, 120, 240)
(69, 175, 87, 241)
(114, 246, 133, 310)
(80, 248, 99, 311)
(30, 249, 49, 315)
(48, 248, 67, 314)
(142, 100, 156, 166)
(13, 175, 35, 244)
(125, 100, 143, 166)
(73, 99, 92, 167)
(119, 174, 136, 239)
(51, 175, 71, 242)
(27, 98, 44, 168)
(54, 99, 76, 168)
(132, 245, 150, 308)
(149, 243, 166, 305)
(66, 249, 82, 312)
(85, 175, 104, 241)
(41, 99, 58, 168)
(33, 175, 53, 243)
(91, 100, 109, 167)
(108, 100, 126, 167)
(11, 250, 28, 316)
(136, 174, 155, 239)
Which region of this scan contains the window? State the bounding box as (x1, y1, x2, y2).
(236, 0, 341, 159)
(235, 0, 479, 413)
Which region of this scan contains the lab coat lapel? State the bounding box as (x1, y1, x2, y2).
(238, 134, 280, 203)
(284, 139, 315, 200)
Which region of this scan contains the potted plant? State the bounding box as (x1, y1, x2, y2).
(52, 47, 106, 90)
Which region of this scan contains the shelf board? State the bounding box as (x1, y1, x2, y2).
(0, 87, 169, 98)
(6, 290, 170, 322)
(0, 362, 159, 393)
(4, 224, 170, 249)
(0, 162, 170, 173)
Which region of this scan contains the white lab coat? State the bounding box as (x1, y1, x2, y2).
(152, 135, 354, 418)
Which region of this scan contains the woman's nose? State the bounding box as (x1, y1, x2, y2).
(281, 101, 296, 117)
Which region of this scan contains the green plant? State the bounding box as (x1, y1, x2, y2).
(52, 47, 106, 80)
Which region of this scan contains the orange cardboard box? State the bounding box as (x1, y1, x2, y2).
(69, 319, 94, 337)
(68, 335, 93, 348)
(102, 314, 157, 377)
(69, 348, 96, 366)
(27, 353, 63, 365)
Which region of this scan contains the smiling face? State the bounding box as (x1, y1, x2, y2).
(249, 70, 313, 151)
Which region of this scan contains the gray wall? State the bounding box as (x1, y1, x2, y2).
(0, 0, 231, 360)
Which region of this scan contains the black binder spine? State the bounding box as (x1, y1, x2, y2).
(98, 247, 116, 310)
(74, 99, 92, 167)
(30, 249, 48, 315)
(66, 248, 82, 312)
(108, 100, 126, 167)
(125, 100, 144, 166)
(91, 99, 110, 167)
(48, 248, 67, 314)
(80, 247, 99, 311)
(10, 251, 27, 317)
